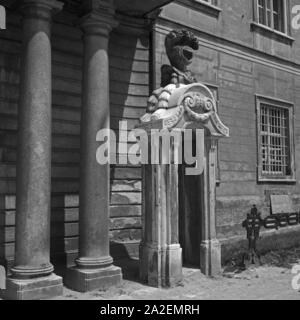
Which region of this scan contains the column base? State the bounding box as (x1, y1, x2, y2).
(1, 273, 63, 300)
(200, 239, 222, 277)
(140, 243, 182, 288)
(65, 265, 122, 293)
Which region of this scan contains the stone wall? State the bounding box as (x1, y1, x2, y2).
(0, 9, 22, 270)
(109, 28, 149, 259)
(155, 0, 300, 252)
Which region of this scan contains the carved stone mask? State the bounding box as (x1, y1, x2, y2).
(165, 29, 199, 72)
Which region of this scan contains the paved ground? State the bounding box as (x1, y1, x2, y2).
(54, 248, 300, 300)
(56, 266, 299, 300)
(1, 248, 299, 300)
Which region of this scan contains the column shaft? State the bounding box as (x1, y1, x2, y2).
(2, 0, 64, 300)
(65, 12, 122, 292)
(77, 27, 111, 267)
(13, 0, 62, 279)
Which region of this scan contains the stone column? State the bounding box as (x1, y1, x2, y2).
(140, 132, 183, 287)
(65, 10, 122, 293)
(200, 137, 222, 276)
(2, 0, 64, 300)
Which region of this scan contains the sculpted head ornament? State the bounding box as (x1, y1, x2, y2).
(165, 29, 199, 72)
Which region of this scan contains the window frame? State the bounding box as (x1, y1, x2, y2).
(251, 0, 294, 44)
(256, 95, 295, 183)
(177, 0, 221, 18)
(254, 0, 288, 33)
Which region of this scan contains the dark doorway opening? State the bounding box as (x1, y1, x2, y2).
(178, 137, 203, 268)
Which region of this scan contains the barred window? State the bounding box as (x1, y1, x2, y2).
(260, 105, 289, 175)
(257, 96, 295, 182)
(256, 0, 287, 33)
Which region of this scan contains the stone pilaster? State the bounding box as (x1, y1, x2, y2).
(140, 132, 183, 287)
(200, 137, 222, 276)
(65, 8, 122, 293)
(2, 0, 64, 300)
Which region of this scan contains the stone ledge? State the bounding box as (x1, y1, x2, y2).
(251, 22, 295, 45)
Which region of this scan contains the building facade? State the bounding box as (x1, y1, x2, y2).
(0, 0, 300, 299)
(154, 0, 300, 260)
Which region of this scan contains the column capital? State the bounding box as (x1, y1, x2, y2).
(80, 10, 118, 37)
(21, 0, 64, 20)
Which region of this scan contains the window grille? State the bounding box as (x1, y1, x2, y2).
(260, 104, 289, 176)
(256, 96, 295, 182)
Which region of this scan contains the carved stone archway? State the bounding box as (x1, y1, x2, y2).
(136, 82, 229, 287)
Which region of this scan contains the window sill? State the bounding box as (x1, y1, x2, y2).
(177, 0, 222, 18)
(251, 22, 295, 45)
(258, 177, 296, 184)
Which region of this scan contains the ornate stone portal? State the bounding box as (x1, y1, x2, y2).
(137, 29, 229, 287)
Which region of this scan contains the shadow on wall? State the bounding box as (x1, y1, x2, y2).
(110, 241, 140, 283)
(109, 29, 149, 250)
(0, 10, 22, 275)
(49, 13, 83, 276)
(109, 28, 150, 168)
